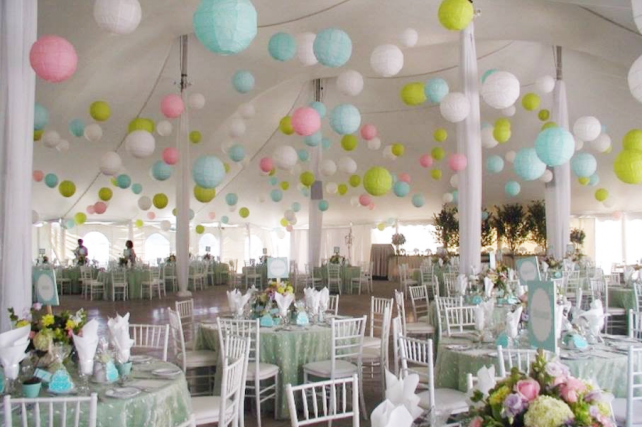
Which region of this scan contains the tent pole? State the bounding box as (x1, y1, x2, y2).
(308, 79, 324, 268)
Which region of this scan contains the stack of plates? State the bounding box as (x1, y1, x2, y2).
(105, 387, 141, 399)
(152, 368, 182, 378)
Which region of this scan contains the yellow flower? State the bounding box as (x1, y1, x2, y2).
(65, 319, 77, 330)
(16, 319, 30, 328)
(489, 385, 511, 406)
(42, 314, 55, 327)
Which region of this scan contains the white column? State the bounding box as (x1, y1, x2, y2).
(246, 223, 251, 263)
(0, 0, 37, 332)
(456, 22, 483, 275)
(127, 221, 134, 242)
(218, 224, 223, 262)
(308, 144, 323, 267)
(176, 89, 191, 297)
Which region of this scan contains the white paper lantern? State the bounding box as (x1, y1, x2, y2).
(629, 54, 642, 103)
(56, 139, 70, 153)
(481, 71, 520, 109)
(370, 44, 404, 77)
(535, 75, 555, 95)
(574, 136, 584, 151)
(284, 209, 296, 221)
(156, 120, 173, 137)
(505, 150, 516, 163)
(238, 103, 255, 119)
(99, 151, 122, 175)
(336, 70, 364, 96)
(350, 196, 360, 207)
(42, 130, 61, 148)
(125, 130, 155, 158)
(501, 105, 516, 117)
(481, 126, 499, 148)
(573, 116, 601, 142)
(160, 220, 171, 231)
(590, 133, 611, 153)
(442, 193, 454, 203)
(289, 217, 298, 225)
(440, 92, 470, 123)
(32, 210, 39, 224)
(320, 159, 337, 177)
(93, 0, 142, 35)
(84, 123, 103, 142)
(603, 198, 616, 209)
(188, 93, 205, 110)
(450, 174, 459, 188)
(338, 157, 357, 174)
(296, 32, 317, 66)
(229, 118, 246, 138)
(367, 137, 381, 150)
(273, 145, 298, 170)
(539, 169, 553, 183)
(383, 145, 396, 160)
(326, 182, 338, 194)
(398, 28, 418, 48)
(138, 196, 152, 211)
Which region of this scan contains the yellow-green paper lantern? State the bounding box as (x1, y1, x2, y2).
(195, 225, 205, 234)
(391, 143, 405, 157)
(90, 101, 111, 122)
(74, 212, 87, 225)
(189, 131, 202, 144)
(338, 184, 348, 195)
(153, 193, 168, 209)
(614, 149, 642, 184)
(400, 83, 426, 106)
(595, 188, 609, 202)
(128, 118, 154, 133)
(578, 177, 590, 186)
(98, 187, 112, 201)
(623, 129, 642, 152)
(434, 128, 448, 142)
(431, 169, 442, 180)
(239, 207, 250, 218)
(431, 147, 446, 161)
(349, 174, 361, 187)
(341, 135, 358, 151)
(135, 219, 144, 228)
(363, 167, 392, 196)
(279, 116, 294, 135)
(521, 93, 541, 111)
(494, 126, 511, 144)
(438, 0, 474, 31)
(300, 171, 315, 187)
(280, 181, 290, 191)
(538, 109, 550, 121)
(280, 218, 289, 227)
(194, 185, 216, 203)
(58, 180, 76, 198)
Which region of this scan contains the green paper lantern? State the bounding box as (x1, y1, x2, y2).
(495, 118, 511, 129)
(279, 116, 294, 135)
(280, 181, 290, 191)
(239, 207, 250, 218)
(195, 224, 205, 234)
(194, 185, 216, 203)
(431, 169, 442, 180)
(521, 93, 541, 111)
(400, 82, 426, 106)
(438, 0, 474, 31)
(300, 171, 315, 187)
(90, 101, 111, 122)
(268, 32, 296, 62)
(58, 180, 76, 198)
(193, 0, 257, 56)
(190, 130, 202, 144)
(431, 147, 446, 161)
(135, 219, 144, 228)
(338, 184, 348, 195)
(74, 212, 87, 225)
(363, 167, 392, 196)
(434, 128, 448, 142)
(153, 193, 169, 209)
(538, 109, 550, 121)
(623, 129, 642, 152)
(541, 121, 557, 130)
(578, 177, 590, 186)
(392, 143, 405, 157)
(595, 188, 609, 202)
(280, 218, 288, 227)
(34, 129, 44, 141)
(493, 126, 511, 144)
(128, 118, 154, 133)
(614, 149, 642, 184)
(98, 187, 112, 201)
(341, 134, 358, 151)
(349, 174, 361, 187)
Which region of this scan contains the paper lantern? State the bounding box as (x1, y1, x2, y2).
(185, 93, 205, 112)
(419, 154, 433, 168)
(127, 118, 154, 134)
(192, 156, 226, 190)
(94, 0, 141, 34)
(193, 0, 257, 55)
(438, 0, 474, 31)
(42, 130, 61, 148)
(44, 173, 58, 188)
(273, 146, 298, 170)
(160, 94, 184, 119)
(363, 167, 392, 196)
(359, 124, 377, 141)
(68, 119, 85, 138)
(431, 147, 446, 161)
(614, 149, 642, 184)
(359, 194, 372, 207)
(448, 153, 468, 172)
(34, 103, 49, 130)
(225, 193, 238, 206)
(98, 187, 113, 201)
(151, 160, 173, 181)
(58, 180, 76, 198)
(300, 171, 315, 187)
(570, 152, 597, 178)
(338, 157, 357, 174)
(629, 54, 642, 103)
(485, 155, 504, 173)
(396, 173, 410, 184)
(505, 151, 517, 163)
(294, 149, 307, 163)
(431, 169, 442, 180)
(234, 207, 248, 219)
(270, 189, 283, 203)
(440, 92, 470, 123)
(578, 177, 590, 186)
(29, 35, 77, 83)
(433, 128, 448, 143)
(56, 139, 70, 153)
(71, 213, 86, 226)
(281, 181, 291, 191)
(481, 69, 497, 83)
(502, 105, 516, 117)
(127, 183, 141, 195)
(151, 193, 167, 209)
(539, 169, 553, 183)
(493, 126, 511, 144)
(336, 70, 364, 96)
(291, 107, 321, 137)
(391, 143, 405, 157)
(292, 32, 317, 66)
(258, 157, 273, 173)
(513, 148, 546, 181)
(313, 28, 352, 68)
(623, 129, 642, 152)
(595, 188, 609, 202)
(411, 194, 425, 208)
(505, 181, 521, 197)
(337, 135, 357, 152)
(269, 32, 296, 61)
(93, 201, 107, 215)
(367, 137, 381, 150)
(269, 177, 278, 186)
(383, 145, 396, 161)
(535, 127, 574, 166)
(393, 181, 410, 197)
(87, 102, 110, 124)
(227, 144, 245, 163)
(370, 44, 404, 77)
(135, 197, 151, 212)
(591, 133, 611, 153)
(33, 170, 44, 182)
(159, 147, 178, 166)
(572, 116, 601, 142)
(318, 200, 330, 212)
(187, 131, 201, 145)
(320, 160, 337, 177)
(99, 152, 122, 176)
(324, 182, 337, 194)
(226, 119, 246, 139)
(279, 116, 294, 135)
(541, 121, 557, 130)
(232, 70, 255, 94)
(535, 75, 555, 94)
(481, 71, 520, 110)
(330, 104, 361, 135)
(63, 219, 76, 230)
(337, 184, 347, 195)
(521, 93, 540, 111)
(424, 78, 449, 103)
(450, 174, 459, 188)
(156, 219, 171, 232)
(535, 110, 549, 122)
(116, 174, 131, 189)
(302, 103, 326, 122)
(347, 174, 360, 187)
(398, 28, 419, 48)
(125, 130, 155, 158)
(401, 83, 426, 106)
(587, 174, 600, 187)
(481, 126, 498, 149)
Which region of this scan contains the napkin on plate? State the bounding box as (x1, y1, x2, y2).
(0, 325, 31, 380)
(474, 305, 485, 332)
(304, 288, 320, 315)
(0, 324, 30, 348)
(108, 313, 135, 363)
(456, 274, 467, 296)
(226, 289, 241, 312)
(371, 400, 414, 427)
(72, 319, 99, 375)
(475, 365, 497, 397)
(319, 287, 330, 312)
(505, 306, 523, 339)
(579, 299, 606, 337)
(274, 292, 294, 318)
(483, 277, 493, 298)
(554, 304, 567, 339)
(541, 262, 549, 273)
(384, 370, 422, 419)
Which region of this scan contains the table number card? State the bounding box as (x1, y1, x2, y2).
(333, 246, 340, 254)
(267, 257, 289, 279)
(515, 256, 540, 284)
(528, 280, 557, 353)
(33, 268, 59, 306)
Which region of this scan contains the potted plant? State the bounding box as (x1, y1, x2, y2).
(432, 205, 459, 251)
(527, 200, 547, 250)
(391, 233, 406, 256)
(21, 377, 42, 398)
(492, 204, 529, 254)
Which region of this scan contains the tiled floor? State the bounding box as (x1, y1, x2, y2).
(57, 280, 402, 427)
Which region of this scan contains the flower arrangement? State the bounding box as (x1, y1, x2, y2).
(391, 233, 406, 247)
(432, 251, 451, 266)
(165, 254, 176, 263)
(118, 257, 128, 267)
(541, 256, 562, 271)
(570, 228, 586, 247)
(329, 254, 345, 265)
(203, 253, 212, 261)
(480, 263, 511, 295)
(252, 281, 294, 315)
(468, 353, 614, 427)
(76, 255, 87, 266)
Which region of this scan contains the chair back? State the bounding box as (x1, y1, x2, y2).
(327, 295, 340, 315)
(394, 290, 407, 334)
(111, 268, 126, 284)
(216, 318, 260, 378)
(435, 296, 463, 337)
(3, 393, 98, 427)
(443, 273, 458, 297)
(129, 324, 169, 361)
(80, 267, 93, 282)
(331, 317, 366, 374)
(444, 305, 476, 337)
(391, 315, 403, 376)
(622, 345, 642, 427)
(629, 309, 642, 340)
(167, 308, 187, 370)
(328, 263, 341, 280)
(398, 336, 435, 409)
(408, 285, 430, 321)
(497, 346, 550, 377)
(219, 335, 251, 427)
(369, 297, 393, 339)
(285, 374, 360, 427)
(175, 299, 195, 340)
(635, 282, 642, 313)
(164, 262, 176, 277)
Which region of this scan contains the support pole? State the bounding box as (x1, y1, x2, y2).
(308, 79, 324, 268)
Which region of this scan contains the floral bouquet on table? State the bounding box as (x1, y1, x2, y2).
(203, 253, 212, 261)
(251, 281, 294, 316)
(118, 257, 128, 267)
(329, 254, 345, 265)
(76, 255, 87, 266)
(431, 251, 451, 266)
(541, 256, 563, 279)
(479, 263, 511, 297)
(468, 353, 614, 427)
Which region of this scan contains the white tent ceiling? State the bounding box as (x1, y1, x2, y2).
(32, 0, 642, 228)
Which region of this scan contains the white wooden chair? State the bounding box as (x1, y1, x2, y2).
(443, 273, 458, 297)
(391, 316, 403, 376)
(305, 264, 322, 289)
(399, 264, 417, 297)
(409, 285, 431, 323)
(497, 346, 549, 377)
(394, 290, 435, 337)
(164, 262, 178, 292)
(606, 272, 621, 288)
(111, 268, 128, 301)
(444, 305, 476, 337)
(81, 267, 104, 301)
(591, 277, 627, 332)
(612, 346, 642, 427)
(129, 323, 169, 361)
(141, 267, 163, 300)
(350, 266, 364, 295)
(327, 263, 342, 294)
(302, 317, 368, 420)
(363, 297, 393, 349)
(286, 374, 360, 427)
(189, 262, 206, 291)
(355, 306, 391, 399)
(398, 336, 468, 415)
(55, 266, 72, 295)
(3, 393, 98, 427)
(435, 297, 464, 338)
(176, 299, 196, 349)
(217, 318, 279, 427)
(192, 335, 251, 426)
(629, 310, 642, 341)
(327, 295, 339, 316)
(244, 266, 262, 289)
(361, 261, 374, 293)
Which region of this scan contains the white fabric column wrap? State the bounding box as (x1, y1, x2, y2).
(176, 92, 191, 296)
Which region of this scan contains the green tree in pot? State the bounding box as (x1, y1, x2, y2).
(481, 210, 496, 248)
(527, 199, 547, 250)
(492, 204, 529, 254)
(432, 206, 459, 251)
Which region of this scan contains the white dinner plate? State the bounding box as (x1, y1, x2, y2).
(152, 368, 182, 377)
(446, 344, 471, 351)
(130, 355, 152, 364)
(105, 387, 141, 399)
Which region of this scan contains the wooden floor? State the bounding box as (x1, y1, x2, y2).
(57, 280, 402, 427)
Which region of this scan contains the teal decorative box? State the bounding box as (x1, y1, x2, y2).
(48, 370, 74, 394)
(260, 314, 275, 327)
(295, 312, 309, 326)
(495, 332, 510, 348)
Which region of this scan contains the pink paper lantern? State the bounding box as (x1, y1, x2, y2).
(259, 157, 274, 173)
(162, 147, 179, 165)
(160, 94, 185, 119)
(419, 154, 433, 168)
(147, 212, 156, 220)
(398, 172, 411, 184)
(33, 170, 44, 182)
(291, 107, 321, 136)
(94, 201, 107, 214)
(613, 211, 623, 220)
(359, 194, 372, 207)
(448, 153, 468, 172)
(208, 211, 216, 220)
(360, 124, 378, 141)
(86, 205, 95, 215)
(368, 202, 376, 211)
(29, 35, 78, 83)
(286, 225, 293, 232)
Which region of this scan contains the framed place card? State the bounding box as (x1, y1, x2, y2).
(33, 268, 59, 306)
(205, 246, 211, 252)
(515, 256, 540, 283)
(528, 280, 557, 353)
(38, 248, 45, 255)
(267, 257, 289, 279)
(333, 246, 340, 254)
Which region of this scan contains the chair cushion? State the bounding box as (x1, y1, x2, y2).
(359, 348, 382, 363)
(192, 396, 234, 424)
(185, 350, 218, 368)
(362, 336, 381, 349)
(303, 360, 358, 378)
(418, 388, 469, 414)
(406, 322, 435, 335)
(418, 315, 430, 322)
(246, 362, 279, 380)
(612, 397, 642, 425)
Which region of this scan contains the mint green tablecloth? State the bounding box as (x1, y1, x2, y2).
(196, 322, 333, 418)
(316, 265, 361, 293)
(241, 265, 268, 288)
(609, 287, 636, 312)
(435, 336, 629, 398)
(61, 267, 99, 294)
(100, 269, 145, 300)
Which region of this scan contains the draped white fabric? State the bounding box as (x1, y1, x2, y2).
(175, 91, 191, 296)
(308, 137, 323, 268)
(545, 80, 571, 258)
(0, 0, 37, 332)
(456, 22, 483, 275)
(290, 225, 371, 270)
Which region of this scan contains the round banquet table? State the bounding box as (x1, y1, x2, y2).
(9, 358, 191, 427)
(435, 336, 630, 398)
(196, 320, 334, 418)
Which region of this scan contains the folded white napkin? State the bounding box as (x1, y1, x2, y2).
(475, 365, 497, 396)
(304, 288, 320, 315)
(226, 289, 241, 312)
(471, 265, 478, 276)
(625, 267, 634, 282)
(541, 262, 549, 273)
(483, 277, 493, 298)
(371, 400, 414, 427)
(580, 299, 606, 337)
(319, 287, 330, 312)
(274, 292, 294, 318)
(506, 306, 523, 339)
(384, 370, 422, 419)
(555, 304, 566, 339)
(0, 325, 30, 348)
(108, 313, 135, 363)
(438, 258, 443, 267)
(474, 305, 485, 332)
(457, 274, 467, 295)
(226, 289, 251, 316)
(0, 325, 31, 380)
(73, 319, 99, 375)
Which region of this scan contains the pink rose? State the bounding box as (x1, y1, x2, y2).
(552, 375, 568, 387)
(469, 416, 483, 427)
(515, 379, 540, 402)
(559, 377, 586, 404)
(29, 331, 35, 339)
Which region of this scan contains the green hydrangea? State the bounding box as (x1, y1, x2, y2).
(524, 396, 574, 427)
(33, 329, 53, 351)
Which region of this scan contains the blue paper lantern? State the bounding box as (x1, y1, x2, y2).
(269, 177, 278, 186)
(228, 144, 245, 162)
(452, 190, 459, 204)
(270, 189, 283, 202)
(505, 180, 521, 196)
(393, 181, 410, 197)
(192, 156, 226, 189)
(193, 0, 257, 56)
(304, 131, 322, 147)
(34, 103, 49, 130)
(298, 149, 309, 162)
(151, 160, 173, 181)
(513, 148, 546, 181)
(221, 215, 229, 224)
(481, 211, 489, 220)
(132, 183, 143, 194)
(292, 202, 301, 212)
(313, 28, 352, 68)
(322, 137, 332, 151)
(486, 155, 504, 174)
(69, 119, 85, 137)
(330, 104, 361, 135)
(535, 127, 575, 167)
(481, 69, 497, 83)
(411, 193, 425, 208)
(44, 173, 58, 188)
(225, 193, 238, 206)
(570, 152, 597, 178)
(117, 174, 132, 189)
(318, 200, 329, 211)
(232, 70, 255, 94)
(64, 219, 76, 230)
(589, 174, 600, 186)
(301, 187, 310, 197)
(424, 78, 449, 103)
(268, 32, 296, 61)
(309, 101, 327, 118)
